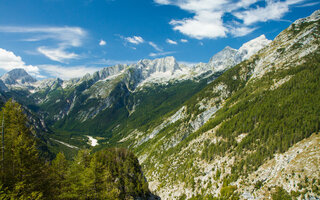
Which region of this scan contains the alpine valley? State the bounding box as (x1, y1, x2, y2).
(0, 10, 319, 200)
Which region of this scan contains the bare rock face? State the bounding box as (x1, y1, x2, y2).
(209, 46, 238, 71)
(239, 133, 320, 199)
(137, 56, 181, 75)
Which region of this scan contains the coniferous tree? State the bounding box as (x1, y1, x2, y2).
(0, 100, 50, 199)
(51, 152, 69, 198)
(60, 149, 90, 199)
(0, 100, 151, 200)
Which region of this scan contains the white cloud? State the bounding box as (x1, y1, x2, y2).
(148, 41, 163, 51)
(174, 0, 227, 12)
(296, 2, 320, 7)
(0, 26, 86, 63)
(119, 35, 163, 53)
(154, 0, 171, 5)
(149, 51, 175, 57)
(170, 11, 227, 39)
(0, 47, 104, 80)
(99, 39, 106, 46)
(0, 48, 43, 78)
(125, 36, 144, 44)
(230, 26, 257, 37)
(234, 1, 289, 25)
(166, 39, 178, 45)
(180, 39, 188, 43)
(155, 0, 308, 39)
(0, 26, 86, 47)
(38, 47, 79, 63)
(156, 0, 229, 39)
(40, 65, 101, 80)
(230, 0, 259, 11)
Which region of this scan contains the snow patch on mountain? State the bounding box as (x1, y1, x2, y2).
(87, 136, 98, 147)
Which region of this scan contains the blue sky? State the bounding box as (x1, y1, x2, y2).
(0, 0, 319, 79)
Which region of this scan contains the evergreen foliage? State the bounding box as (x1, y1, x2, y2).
(272, 186, 292, 200)
(0, 100, 152, 200)
(0, 100, 52, 199)
(56, 148, 150, 200)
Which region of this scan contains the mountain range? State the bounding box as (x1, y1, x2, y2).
(0, 9, 319, 200)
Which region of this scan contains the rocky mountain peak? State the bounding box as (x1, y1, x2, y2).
(208, 46, 238, 71)
(0, 68, 37, 85)
(237, 34, 271, 61)
(208, 35, 271, 72)
(293, 9, 320, 25)
(138, 56, 180, 74)
(209, 46, 237, 62)
(6, 68, 29, 77)
(98, 64, 126, 80)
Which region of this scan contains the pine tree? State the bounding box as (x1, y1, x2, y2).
(0, 100, 50, 199)
(60, 149, 91, 199)
(51, 152, 69, 198)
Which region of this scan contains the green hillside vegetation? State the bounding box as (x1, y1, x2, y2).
(64, 79, 207, 137)
(136, 19, 319, 198)
(31, 75, 212, 155)
(105, 79, 209, 146)
(200, 52, 320, 178)
(149, 51, 319, 177)
(0, 100, 152, 200)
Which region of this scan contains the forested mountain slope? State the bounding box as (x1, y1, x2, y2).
(131, 9, 320, 199)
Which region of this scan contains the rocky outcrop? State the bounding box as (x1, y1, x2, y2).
(239, 133, 320, 199)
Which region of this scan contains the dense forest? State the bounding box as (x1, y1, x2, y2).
(0, 100, 152, 200)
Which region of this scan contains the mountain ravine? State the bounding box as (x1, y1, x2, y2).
(0, 9, 319, 200)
